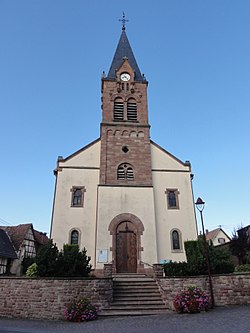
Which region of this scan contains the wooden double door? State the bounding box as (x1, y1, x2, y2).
(116, 221, 137, 273)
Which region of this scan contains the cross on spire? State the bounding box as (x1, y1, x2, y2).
(119, 12, 129, 30)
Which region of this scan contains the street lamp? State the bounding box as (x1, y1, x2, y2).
(195, 197, 215, 308)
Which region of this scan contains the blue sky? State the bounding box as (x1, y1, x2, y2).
(0, 0, 249, 237)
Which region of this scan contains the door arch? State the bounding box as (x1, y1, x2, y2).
(108, 213, 144, 273)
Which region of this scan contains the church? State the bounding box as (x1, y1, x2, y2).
(50, 23, 198, 275)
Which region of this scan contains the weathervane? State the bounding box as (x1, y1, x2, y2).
(119, 12, 129, 30)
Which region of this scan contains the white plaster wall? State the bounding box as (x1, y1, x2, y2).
(152, 170, 197, 262)
(151, 142, 198, 263)
(60, 140, 100, 168)
(51, 139, 198, 270)
(151, 142, 190, 171)
(96, 186, 158, 269)
(51, 141, 100, 264)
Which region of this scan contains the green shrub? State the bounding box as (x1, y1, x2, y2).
(164, 240, 234, 276)
(164, 261, 189, 276)
(34, 241, 92, 277)
(26, 263, 38, 277)
(235, 264, 250, 272)
(22, 256, 36, 275)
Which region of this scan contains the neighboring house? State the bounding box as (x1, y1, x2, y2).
(50, 25, 198, 276)
(0, 229, 17, 275)
(0, 223, 48, 275)
(237, 225, 250, 239)
(205, 228, 231, 246)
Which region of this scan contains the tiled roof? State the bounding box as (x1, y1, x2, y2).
(205, 228, 220, 241)
(0, 229, 17, 259)
(107, 29, 144, 81)
(33, 229, 49, 245)
(1, 223, 32, 251)
(205, 228, 231, 242)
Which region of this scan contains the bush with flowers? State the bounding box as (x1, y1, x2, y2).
(173, 286, 209, 314)
(65, 298, 98, 322)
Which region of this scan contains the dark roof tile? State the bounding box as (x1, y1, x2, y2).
(0, 229, 17, 259)
(107, 29, 143, 81)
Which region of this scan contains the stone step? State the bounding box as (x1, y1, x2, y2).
(114, 286, 159, 293)
(114, 281, 158, 285)
(114, 295, 162, 300)
(102, 274, 166, 316)
(112, 273, 148, 278)
(99, 309, 170, 317)
(111, 300, 164, 305)
(104, 304, 166, 310)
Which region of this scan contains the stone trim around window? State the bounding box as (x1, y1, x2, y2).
(165, 188, 180, 210)
(70, 186, 86, 207)
(69, 228, 81, 245)
(170, 228, 183, 253)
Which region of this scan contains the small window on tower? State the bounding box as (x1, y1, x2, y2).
(71, 186, 85, 207)
(114, 98, 124, 120)
(166, 189, 179, 209)
(117, 163, 134, 181)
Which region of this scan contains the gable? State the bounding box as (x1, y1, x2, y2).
(2, 224, 33, 252)
(150, 141, 191, 172)
(58, 138, 100, 168)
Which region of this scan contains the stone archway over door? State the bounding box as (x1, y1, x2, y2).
(116, 221, 137, 273)
(108, 213, 144, 274)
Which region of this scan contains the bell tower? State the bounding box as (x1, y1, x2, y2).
(99, 25, 152, 186)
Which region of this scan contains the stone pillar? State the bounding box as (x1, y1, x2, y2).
(103, 264, 113, 278)
(153, 264, 164, 279)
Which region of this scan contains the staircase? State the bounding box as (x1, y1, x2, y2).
(100, 273, 168, 316)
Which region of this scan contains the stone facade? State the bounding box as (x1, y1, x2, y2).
(99, 59, 152, 186)
(157, 273, 250, 310)
(0, 277, 112, 320)
(0, 274, 249, 320)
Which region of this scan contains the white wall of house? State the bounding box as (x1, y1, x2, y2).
(212, 229, 231, 246)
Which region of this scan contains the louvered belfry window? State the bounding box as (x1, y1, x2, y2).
(114, 98, 124, 120)
(117, 164, 134, 181)
(127, 98, 137, 121)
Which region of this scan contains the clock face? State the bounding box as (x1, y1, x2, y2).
(120, 73, 131, 81)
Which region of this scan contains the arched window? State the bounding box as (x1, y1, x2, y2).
(70, 230, 79, 245)
(117, 163, 134, 181)
(114, 98, 124, 120)
(127, 98, 137, 121)
(171, 229, 182, 251)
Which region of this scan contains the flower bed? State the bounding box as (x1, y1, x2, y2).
(173, 286, 209, 314)
(65, 298, 98, 322)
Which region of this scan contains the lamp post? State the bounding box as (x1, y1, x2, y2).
(195, 197, 215, 308)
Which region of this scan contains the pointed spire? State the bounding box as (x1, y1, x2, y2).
(107, 24, 144, 81)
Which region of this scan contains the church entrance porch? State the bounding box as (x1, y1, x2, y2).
(116, 221, 137, 273)
(108, 213, 144, 274)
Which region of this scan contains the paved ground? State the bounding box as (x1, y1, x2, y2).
(0, 305, 249, 333)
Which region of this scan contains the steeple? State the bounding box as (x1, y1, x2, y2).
(107, 29, 144, 81)
(100, 24, 152, 187)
